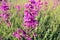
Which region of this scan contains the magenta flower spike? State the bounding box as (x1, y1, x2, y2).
(24, 0, 39, 29)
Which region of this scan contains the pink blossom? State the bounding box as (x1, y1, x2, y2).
(13, 31, 21, 39)
(13, 28, 26, 39)
(16, 5, 20, 11)
(0, 1, 9, 12)
(2, 13, 9, 21)
(44, 0, 48, 10)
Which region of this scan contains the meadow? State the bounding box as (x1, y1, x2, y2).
(0, 0, 60, 40)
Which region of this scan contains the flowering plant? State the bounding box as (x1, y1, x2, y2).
(0, 0, 60, 40)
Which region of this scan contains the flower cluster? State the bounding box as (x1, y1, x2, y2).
(13, 28, 32, 40)
(24, 0, 44, 29)
(0, 1, 11, 27)
(24, 0, 42, 29)
(16, 5, 20, 11)
(0, 1, 9, 12)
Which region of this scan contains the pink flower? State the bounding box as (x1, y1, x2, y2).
(16, 5, 20, 11)
(13, 31, 21, 39)
(0, 1, 9, 12)
(25, 3, 29, 8)
(37, 0, 43, 10)
(13, 28, 26, 39)
(44, 0, 48, 7)
(2, 13, 9, 21)
(29, 0, 35, 3)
